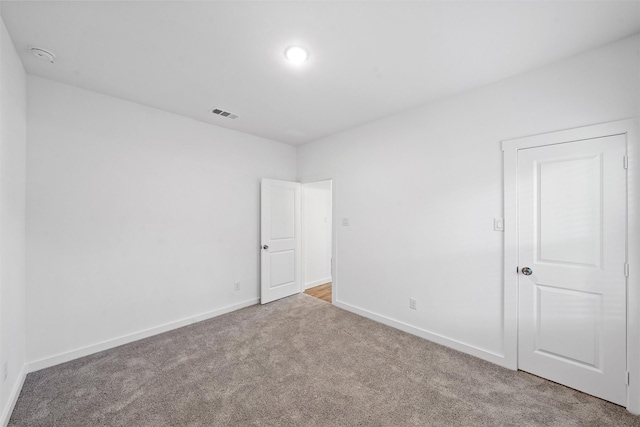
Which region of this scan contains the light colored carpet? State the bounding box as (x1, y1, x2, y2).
(9, 294, 640, 426)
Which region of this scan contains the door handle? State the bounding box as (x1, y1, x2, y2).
(522, 267, 533, 276)
(262, 245, 269, 250)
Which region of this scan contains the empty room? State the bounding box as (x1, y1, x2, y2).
(1, 1, 640, 425)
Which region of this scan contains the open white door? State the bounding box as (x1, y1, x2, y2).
(517, 134, 627, 405)
(261, 179, 301, 304)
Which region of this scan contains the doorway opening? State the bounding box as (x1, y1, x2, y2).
(301, 180, 333, 303)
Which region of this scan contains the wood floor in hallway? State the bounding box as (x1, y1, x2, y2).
(304, 283, 332, 303)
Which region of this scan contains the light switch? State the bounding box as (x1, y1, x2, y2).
(494, 217, 504, 232)
(342, 218, 349, 226)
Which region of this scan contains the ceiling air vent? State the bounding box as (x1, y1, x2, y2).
(211, 108, 238, 120)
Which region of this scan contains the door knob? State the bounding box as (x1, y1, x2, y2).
(522, 267, 533, 276)
(262, 245, 269, 250)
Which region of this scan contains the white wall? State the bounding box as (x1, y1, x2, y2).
(303, 180, 332, 289)
(0, 17, 27, 424)
(26, 76, 296, 365)
(297, 34, 640, 363)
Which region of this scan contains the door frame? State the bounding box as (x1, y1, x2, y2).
(502, 118, 639, 413)
(299, 176, 337, 304)
(301, 179, 333, 291)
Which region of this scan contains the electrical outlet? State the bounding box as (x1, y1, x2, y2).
(2, 362, 7, 382)
(409, 298, 417, 310)
(234, 282, 240, 291)
(342, 218, 349, 226)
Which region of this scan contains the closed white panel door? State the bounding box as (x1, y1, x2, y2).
(518, 135, 627, 405)
(261, 179, 301, 304)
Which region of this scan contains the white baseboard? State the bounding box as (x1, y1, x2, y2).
(26, 298, 259, 373)
(1, 364, 27, 427)
(333, 300, 509, 368)
(305, 277, 332, 290)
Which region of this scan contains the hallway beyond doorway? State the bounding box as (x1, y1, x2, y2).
(304, 283, 332, 303)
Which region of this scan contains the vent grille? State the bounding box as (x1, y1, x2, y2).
(211, 108, 238, 119)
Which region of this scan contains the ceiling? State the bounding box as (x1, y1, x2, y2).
(2, 1, 639, 146)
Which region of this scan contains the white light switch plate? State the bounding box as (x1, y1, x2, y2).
(494, 217, 504, 232)
(342, 218, 349, 226)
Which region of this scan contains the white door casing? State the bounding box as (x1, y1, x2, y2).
(300, 174, 337, 305)
(517, 135, 627, 405)
(503, 119, 639, 413)
(302, 180, 333, 290)
(260, 179, 301, 304)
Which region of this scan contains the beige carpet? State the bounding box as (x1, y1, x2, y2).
(9, 294, 640, 426)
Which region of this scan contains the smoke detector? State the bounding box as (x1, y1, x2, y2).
(29, 46, 56, 63)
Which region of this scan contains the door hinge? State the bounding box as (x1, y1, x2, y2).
(625, 263, 629, 278)
(626, 371, 630, 386)
(623, 155, 628, 169)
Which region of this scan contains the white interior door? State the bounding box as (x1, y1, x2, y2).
(261, 179, 301, 304)
(517, 135, 627, 405)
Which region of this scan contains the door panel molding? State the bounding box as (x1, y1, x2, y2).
(502, 118, 639, 413)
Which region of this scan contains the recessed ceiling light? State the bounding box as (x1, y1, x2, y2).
(284, 46, 309, 64)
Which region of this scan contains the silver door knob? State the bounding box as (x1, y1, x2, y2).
(262, 245, 269, 250)
(522, 267, 533, 276)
